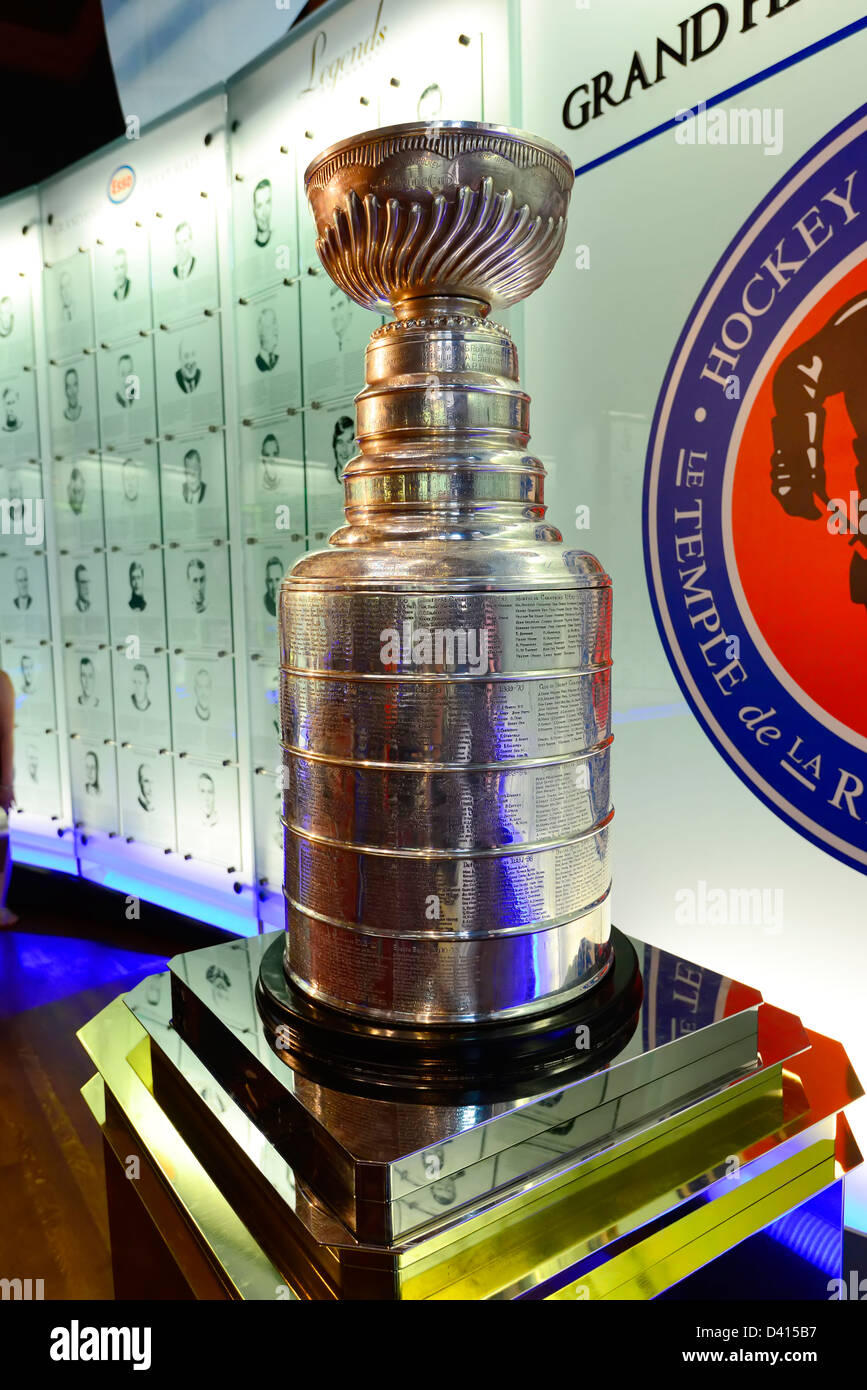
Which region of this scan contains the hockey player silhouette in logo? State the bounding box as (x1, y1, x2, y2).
(770, 292, 867, 610)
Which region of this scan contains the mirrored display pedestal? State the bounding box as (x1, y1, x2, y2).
(77, 930, 862, 1300)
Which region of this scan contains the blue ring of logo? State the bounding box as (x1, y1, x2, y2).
(643, 101, 867, 875)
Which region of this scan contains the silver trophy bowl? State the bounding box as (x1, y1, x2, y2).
(280, 121, 613, 1026)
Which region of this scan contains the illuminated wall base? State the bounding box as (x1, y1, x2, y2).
(77, 931, 863, 1301)
(12, 822, 260, 937)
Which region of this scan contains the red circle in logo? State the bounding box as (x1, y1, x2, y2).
(732, 259, 867, 742)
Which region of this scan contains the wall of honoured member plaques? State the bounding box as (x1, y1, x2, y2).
(0, 0, 512, 930)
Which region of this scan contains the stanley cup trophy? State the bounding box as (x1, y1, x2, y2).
(279, 120, 616, 1034)
(78, 122, 862, 1302)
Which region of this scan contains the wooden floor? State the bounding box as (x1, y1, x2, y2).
(0, 867, 228, 1300)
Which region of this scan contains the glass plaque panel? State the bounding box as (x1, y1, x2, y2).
(63, 644, 113, 738)
(170, 651, 237, 761)
(243, 536, 304, 656)
(112, 647, 172, 748)
(48, 355, 100, 457)
(118, 745, 176, 849)
(96, 338, 157, 449)
(160, 432, 227, 542)
(102, 443, 162, 550)
(0, 460, 45, 557)
(5, 641, 56, 730)
(0, 552, 51, 641)
(107, 545, 167, 650)
(70, 736, 119, 834)
(231, 159, 298, 297)
(44, 252, 95, 360)
(299, 273, 369, 405)
(150, 204, 219, 324)
(14, 731, 61, 819)
(376, 21, 483, 128)
(235, 283, 301, 418)
(239, 415, 305, 541)
(164, 541, 233, 654)
(0, 277, 35, 373)
(303, 398, 353, 542)
(174, 756, 241, 868)
(154, 317, 223, 434)
(58, 551, 110, 643)
(0, 367, 39, 466)
(52, 453, 104, 552)
(248, 655, 280, 767)
(252, 766, 284, 888)
(93, 221, 153, 340)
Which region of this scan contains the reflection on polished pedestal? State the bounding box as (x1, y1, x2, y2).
(77, 929, 862, 1300)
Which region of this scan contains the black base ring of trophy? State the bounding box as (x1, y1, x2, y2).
(255, 928, 643, 1101)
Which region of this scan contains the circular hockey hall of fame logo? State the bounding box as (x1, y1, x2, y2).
(644, 103, 867, 876)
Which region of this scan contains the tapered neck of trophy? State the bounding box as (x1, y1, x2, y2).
(337, 304, 551, 540)
(391, 293, 491, 321)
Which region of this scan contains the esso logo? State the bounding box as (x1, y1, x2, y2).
(108, 165, 135, 204)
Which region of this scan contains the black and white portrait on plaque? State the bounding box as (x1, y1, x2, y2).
(303, 400, 354, 542)
(262, 554, 283, 618)
(0, 281, 34, 374)
(0, 553, 49, 640)
(244, 536, 304, 653)
(44, 253, 94, 360)
(112, 648, 171, 746)
(93, 223, 152, 339)
(154, 317, 223, 433)
(248, 656, 280, 765)
(6, 643, 55, 730)
(235, 285, 301, 419)
(118, 745, 176, 849)
(96, 339, 157, 448)
(63, 645, 113, 737)
(70, 737, 119, 834)
(14, 731, 61, 820)
(170, 651, 237, 761)
(160, 432, 227, 541)
(151, 204, 218, 323)
(59, 552, 109, 642)
(102, 444, 161, 549)
(239, 416, 304, 539)
(300, 271, 370, 403)
(51, 452, 104, 551)
(107, 547, 167, 649)
(175, 758, 240, 867)
(0, 369, 38, 465)
(253, 178, 273, 249)
(231, 161, 297, 296)
(48, 355, 99, 457)
(164, 542, 232, 653)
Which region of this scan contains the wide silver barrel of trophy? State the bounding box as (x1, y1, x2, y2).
(280, 120, 613, 1026)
